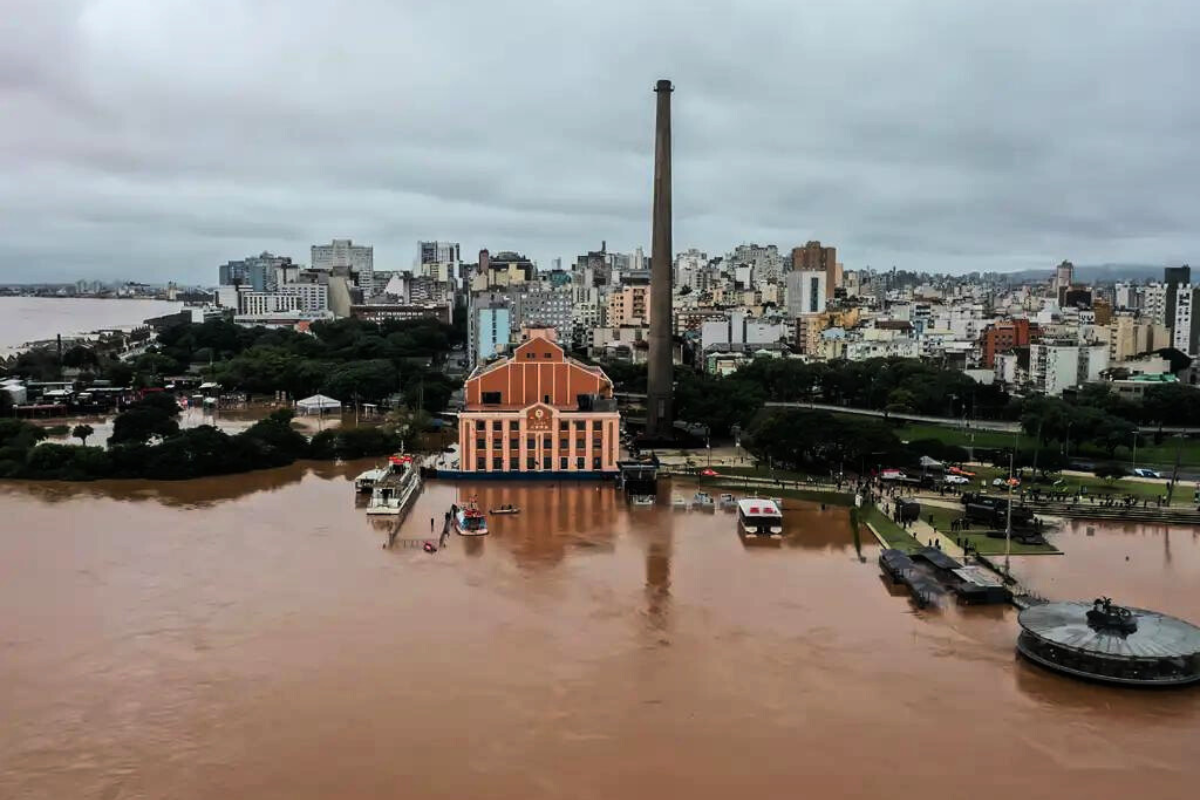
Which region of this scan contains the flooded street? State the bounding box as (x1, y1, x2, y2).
(2, 470, 1199, 799)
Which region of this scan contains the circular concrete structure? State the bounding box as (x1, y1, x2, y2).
(1017, 600, 1200, 687)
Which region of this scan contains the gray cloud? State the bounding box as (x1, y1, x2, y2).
(2, 0, 1199, 283)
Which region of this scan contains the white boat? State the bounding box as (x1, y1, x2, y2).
(737, 498, 785, 539)
(691, 491, 716, 512)
(718, 493, 738, 512)
(671, 496, 689, 512)
(631, 494, 656, 507)
(366, 456, 422, 516)
(453, 501, 489, 536)
(354, 467, 387, 494)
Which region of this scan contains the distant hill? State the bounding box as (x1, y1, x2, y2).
(1004, 264, 1169, 284)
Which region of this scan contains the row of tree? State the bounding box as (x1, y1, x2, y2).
(597, 356, 1195, 454)
(0, 399, 402, 482)
(4, 316, 467, 414)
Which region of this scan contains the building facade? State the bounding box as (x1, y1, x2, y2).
(1173, 285, 1199, 354)
(311, 239, 374, 294)
(791, 241, 838, 298)
(1030, 341, 1109, 396)
(607, 284, 651, 327)
(514, 288, 574, 343)
(471, 302, 512, 367)
(457, 331, 620, 476)
(980, 318, 1036, 368)
(786, 270, 827, 316)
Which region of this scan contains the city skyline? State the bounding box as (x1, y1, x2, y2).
(4, 1, 1200, 283)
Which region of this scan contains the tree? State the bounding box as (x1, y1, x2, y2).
(321, 360, 399, 405)
(240, 410, 309, 463)
(72, 424, 94, 446)
(1094, 464, 1129, 483)
(102, 361, 135, 387)
(110, 407, 180, 446)
(62, 345, 99, 369)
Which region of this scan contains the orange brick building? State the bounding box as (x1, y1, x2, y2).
(981, 319, 1038, 368)
(458, 330, 620, 475)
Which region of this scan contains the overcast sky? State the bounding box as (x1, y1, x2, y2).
(3, 0, 1199, 284)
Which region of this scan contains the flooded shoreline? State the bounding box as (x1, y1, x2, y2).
(3, 468, 1199, 799)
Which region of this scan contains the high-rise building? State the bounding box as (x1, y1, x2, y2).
(1030, 340, 1108, 396)
(1164, 265, 1191, 332)
(1054, 260, 1074, 294)
(791, 241, 837, 299)
(728, 243, 783, 284)
(786, 270, 827, 316)
(417, 241, 462, 285)
(514, 288, 574, 343)
(471, 301, 512, 367)
(418, 241, 461, 266)
(217, 252, 293, 291)
(1109, 315, 1173, 362)
(1114, 283, 1139, 310)
(312, 239, 374, 295)
(673, 249, 708, 292)
(607, 284, 652, 327)
(1172, 285, 1200, 355)
(1143, 284, 1169, 326)
(980, 319, 1036, 368)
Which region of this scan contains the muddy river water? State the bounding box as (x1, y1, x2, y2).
(2, 466, 1199, 799)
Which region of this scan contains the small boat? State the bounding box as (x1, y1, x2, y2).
(691, 491, 715, 512)
(671, 495, 689, 512)
(631, 494, 656, 507)
(718, 493, 738, 512)
(453, 501, 489, 536)
(737, 498, 785, 539)
(489, 505, 521, 515)
(354, 467, 387, 494)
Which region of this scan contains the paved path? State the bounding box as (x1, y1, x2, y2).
(878, 498, 964, 558)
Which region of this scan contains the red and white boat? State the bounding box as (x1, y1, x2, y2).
(737, 498, 784, 539)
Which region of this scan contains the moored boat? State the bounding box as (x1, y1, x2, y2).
(454, 501, 489, 536)
(718, 493, 738, 512)
(671, 495, 689, 512)
(489, 505, 521, 515)
(631, 494, 656, 507)
(366, 455, 422, 516)
(691, 491, 715, 512)
(354, 467, 387, 494)
(737, 498, 784, 539)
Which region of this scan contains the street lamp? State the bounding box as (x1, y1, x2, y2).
(1131, 430, 1139, 472)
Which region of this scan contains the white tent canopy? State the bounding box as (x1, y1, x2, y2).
(295, 394, 342, 414)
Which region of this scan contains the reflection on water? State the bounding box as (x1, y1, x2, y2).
(1, 458, 367, 508)
(2, 470, 1200, 800)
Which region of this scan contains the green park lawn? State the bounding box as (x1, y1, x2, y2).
(894, 423, 1200, 469)
(862, 504, 922, 553)
(964, 466, 1194, 507)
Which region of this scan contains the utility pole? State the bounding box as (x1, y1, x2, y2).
(1167, 434, 1184, 506)
(1131, 430, 1139, 472)
(1032, 417, 1043, 478)
(1005, 448, 1014, 576)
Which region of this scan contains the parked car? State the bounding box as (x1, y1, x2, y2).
(944, 475, 970, 485)
(992, 477, 1021, 488)
(1132, 468, 1162, 479)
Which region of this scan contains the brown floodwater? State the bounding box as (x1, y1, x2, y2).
(2, 469, 1199, 800)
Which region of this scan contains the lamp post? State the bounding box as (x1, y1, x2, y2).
(1005, 449, 1014, 576)
(1131, 430, 1139, 472)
